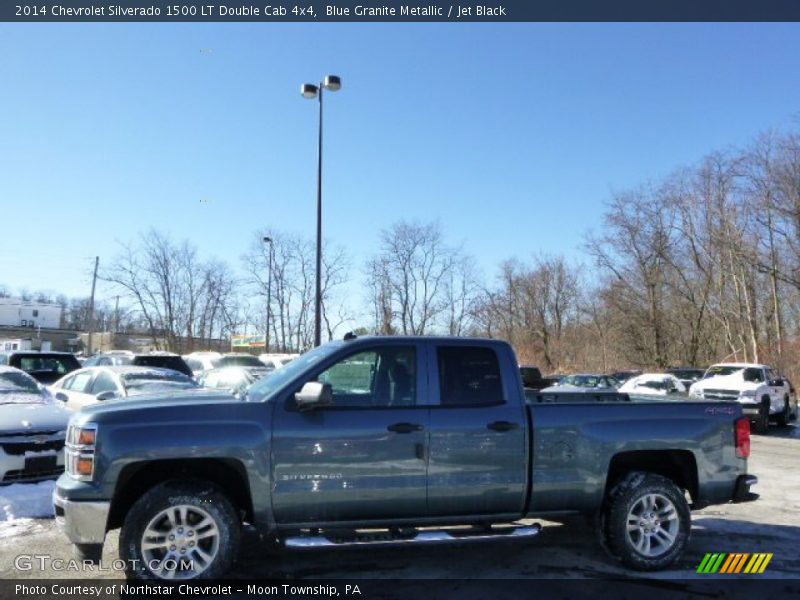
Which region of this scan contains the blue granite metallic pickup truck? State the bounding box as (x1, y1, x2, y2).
(53, 336, 757, 580)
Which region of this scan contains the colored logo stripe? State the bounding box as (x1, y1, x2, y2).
(697, 553, 726, 573)
(744, 553, 773, 574)
(698, 553, 772, 574)
(720, 553, 749, 573)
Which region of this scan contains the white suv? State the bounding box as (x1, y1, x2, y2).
(688, 363, 797, 433)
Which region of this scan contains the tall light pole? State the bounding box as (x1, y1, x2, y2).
(301, 74, 341, 347)
(262, 236, 273, 353)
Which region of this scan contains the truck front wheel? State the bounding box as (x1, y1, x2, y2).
(604, 472, 691, 571)
(120, 480, 240, 580)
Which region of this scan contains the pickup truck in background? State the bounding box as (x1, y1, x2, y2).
(688, 362, 798, 432)
(54, 336, 757, 580)
(519, 364, 560, 390)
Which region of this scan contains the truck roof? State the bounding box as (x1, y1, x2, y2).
(343, 335, 505, 345)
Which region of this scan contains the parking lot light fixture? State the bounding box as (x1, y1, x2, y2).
(301, 74, 341, 347)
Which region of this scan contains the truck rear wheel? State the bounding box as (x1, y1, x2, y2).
(120, 480, 240, 580)
(604, 472, 690, 571)
(754, 397, 770, 434)
(776, 397, 791, 427)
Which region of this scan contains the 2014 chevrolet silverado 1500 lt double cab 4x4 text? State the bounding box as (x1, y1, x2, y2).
(53, 336, 757, 580)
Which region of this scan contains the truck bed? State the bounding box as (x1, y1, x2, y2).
(526, 400, 744, 515)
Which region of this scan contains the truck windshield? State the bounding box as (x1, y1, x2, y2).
(247, 342, 346, 401)
(0, 370, 46, 403)
(704, 366, 744, 378)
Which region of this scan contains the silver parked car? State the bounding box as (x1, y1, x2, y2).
(49, 366, 200, 411)
(197, 366, 272, 397)
(0, 366, 70, 484)
(539, 373, 621, 393)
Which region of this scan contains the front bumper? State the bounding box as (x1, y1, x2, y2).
(732, 474, 759, 503)
(52, 488, 110, 545)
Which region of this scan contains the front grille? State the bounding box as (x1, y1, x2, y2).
(0, 430, 61, 438)
(2, 466, 64, 483)
(0, 440, 64, 456)
(703, 389, 740, 400)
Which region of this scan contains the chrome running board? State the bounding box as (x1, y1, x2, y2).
(283, 524, 541, 548)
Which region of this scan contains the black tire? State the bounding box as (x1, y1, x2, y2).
(776, 397, 791, 427)
(75, 543, 103, 564)
(120, 480, 240, 580)
(594, 509, 619, 560)
(604, 472, 691, 571)
(754, 397, 770, 434)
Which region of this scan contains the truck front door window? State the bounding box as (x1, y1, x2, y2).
(316, 347, 416, 407)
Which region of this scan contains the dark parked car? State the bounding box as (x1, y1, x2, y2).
(216, 353, 268, 369)
(665, 367, 706, 390)
(0, 351, 81, 385)
(130, 353, 193, 378)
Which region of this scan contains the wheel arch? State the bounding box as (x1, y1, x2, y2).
(108, 458, 253, 530)
(605, 450, 698, 504)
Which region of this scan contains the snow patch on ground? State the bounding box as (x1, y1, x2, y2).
(0, 480, 55, 521)
(0, 518, 47, 539)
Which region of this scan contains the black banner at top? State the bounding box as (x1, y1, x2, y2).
(3, 0, 800, 22)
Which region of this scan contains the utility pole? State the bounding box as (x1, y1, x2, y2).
(114, 295, 120, 333)
(263, 236, 274, 353)
(87, 256, 99, 356)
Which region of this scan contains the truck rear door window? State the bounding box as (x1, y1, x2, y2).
(437, 346, 504, 406)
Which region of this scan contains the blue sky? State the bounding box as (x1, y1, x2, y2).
(1, 23, 799, 321)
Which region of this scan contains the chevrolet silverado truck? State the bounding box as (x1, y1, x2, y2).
(53, 336, 757, 580)
(688, 362, 798, 433)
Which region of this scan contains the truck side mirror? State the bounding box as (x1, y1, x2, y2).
(295, 382, 333, 410)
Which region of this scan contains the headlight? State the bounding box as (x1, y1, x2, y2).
(689, 388, 703, 398)
(65, 423, 97, 481)
(739, 390, 757, 398)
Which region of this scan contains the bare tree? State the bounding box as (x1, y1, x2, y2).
(365, 220, 470, 335)
(242, 229, 350, 352)
(104, 229, 238, 351)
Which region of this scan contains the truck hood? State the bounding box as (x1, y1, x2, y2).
(76, 390, 243, 417)
(689, 372, 758, 393)
(0, 399, 71, 433)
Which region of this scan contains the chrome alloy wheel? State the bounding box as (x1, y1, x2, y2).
(625, 493, 680, 557)
(140, 504, 220, 579)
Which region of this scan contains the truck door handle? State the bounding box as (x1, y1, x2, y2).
(387, 422, 423, 433)
(487, 421, 520, 432)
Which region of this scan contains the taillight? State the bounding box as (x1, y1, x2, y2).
(735, 417, 750, 458)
